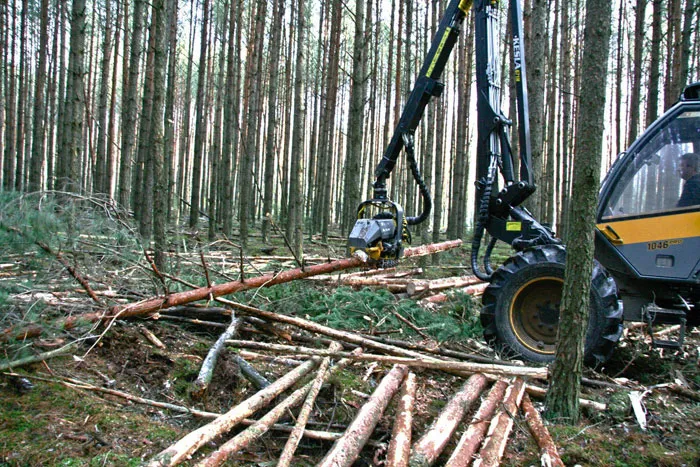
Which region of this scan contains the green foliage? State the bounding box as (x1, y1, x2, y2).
(248, 283, 481, 342)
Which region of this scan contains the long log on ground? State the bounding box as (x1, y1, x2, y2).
(406, 275, 482, 296)
(191, 316, 242, 399)
(386, 372, 417, 467)
(224, 340, 549, 379)
(195, 381, 315, 466)
(237, 350, 305, 366)
(224, 301, 450, 362)
(0, 241, 463, 341)
(318, 365, 409, 467)
(146, 358, 319, 466)
(473, 378, 526, 467)
(358, 334, 503, 365)
(0, 341, 78, 371)
(408, 374, 489, 467)
(277, 343, 341, 467)
(521, 393, 565, 467)
(419, 283, 489, 305)
(445, 380, 509, 467)
(109, 240, 462, 320)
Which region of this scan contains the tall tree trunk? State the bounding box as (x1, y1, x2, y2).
(162, 0, 177, 217)
(647, 0, 662, 126)
(177, 0, 196, 221)
(679, 0, 695, 90)
(546, 0, 612, 423)
(287, 0, 306, 256)
(188, 0, 210, 228)
(527, 0, 546, 219)
(3, 0, 16, 191)
(342, 0, 367, 235)
(238, 0, 267, 245)
(61, 0, 87, 193)
(627, 0, 646, 145)
(557, 0, 572, 240)
(106, 0, 124, 198)
(151, 0, 167, 270)
(261, 0, 284, 243)
(118, 0, 145, 207)
(93, 0, 113, 194)
(136, 11, 157, 238)
(665, 0, 682, 110)
(14, 0, 28, 191)
(28, 0, 50, 191)
(222, 0, 242, 237)
(543, 0, 559, 225)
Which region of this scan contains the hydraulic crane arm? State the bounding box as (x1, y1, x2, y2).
(349, 0, 559, 271)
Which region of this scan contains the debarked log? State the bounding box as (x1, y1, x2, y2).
(521, 393, 565, 467)
(318, 365, 409, 467)
(473, 378, 526, 467)
(408, 374, 489, 467)
(445, 380, 509, 467)
(146, 358, 319, 466)
(406, 275, 483, 296)
(386, 372, 417, 467)
(224, 340, 549, 380)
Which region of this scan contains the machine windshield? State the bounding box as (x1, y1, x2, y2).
(602, 110, 700, 220)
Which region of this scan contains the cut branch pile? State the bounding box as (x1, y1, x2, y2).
(2, 238, 581, 465)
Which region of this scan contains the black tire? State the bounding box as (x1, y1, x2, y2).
(480, 245, 623, 365)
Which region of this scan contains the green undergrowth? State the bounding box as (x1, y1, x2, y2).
(243, 282, 482, 342)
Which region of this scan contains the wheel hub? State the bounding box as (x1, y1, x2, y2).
(509, 277, 563, 354)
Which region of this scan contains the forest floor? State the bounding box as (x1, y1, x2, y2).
(1, 192, 699, 467)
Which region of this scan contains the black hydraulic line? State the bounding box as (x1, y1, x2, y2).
(372, 0, 472, 198)
(403, 134, 432, 226)
(483, 236, 497, 275)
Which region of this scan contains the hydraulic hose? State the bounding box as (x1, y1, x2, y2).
(471, 156, 498, 281)
(404, 134, 433, 226)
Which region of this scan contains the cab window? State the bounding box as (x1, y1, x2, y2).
(602, 110, 700, 220)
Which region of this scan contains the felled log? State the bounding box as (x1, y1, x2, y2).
(224, 302, 449, 362)
(334, 277, 413, 292)
(358, 334, 502, 365)
(237, 350, 304, 366)
(419, 283, 489, 305)
(408, 374, 489, 467)
(195, 380, 315, 466)
(405, 275, 482, 296)
(146, 358, 319, 466)
(386, 372, 417, 467)
(445, 380, 509, 467)
(192, 316, 242, 399)
(318, 365, 409, 467)
(233, 355, 271, 389)
(473, 377, 526, 467)
(109, 240, 462, 320)
(521, 394, 565, 467)
(277, 344, 340, 467)
(224, 340, 549, 379)
(0, 341, 78, 371)
(669, 383, 700, 402)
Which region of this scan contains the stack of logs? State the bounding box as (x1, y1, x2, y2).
(140, 297, 572, 467)
(311, 266, 489, 306)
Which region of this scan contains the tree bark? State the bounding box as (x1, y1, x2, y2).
(187, 0, 210, 228)
(445, 380, 509, 467)
(408, 374, 489, 467)
(318, 364, 408, 467)
(385, 372, 416, 467)
(147, 358, 319, 466)
(28, 0, 50, 192)
(545, 0, 612, 424)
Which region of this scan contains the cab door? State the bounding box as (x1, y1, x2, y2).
(597, 105, 700, 281)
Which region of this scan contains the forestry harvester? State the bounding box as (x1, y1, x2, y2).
(348, 0, 700, 364)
